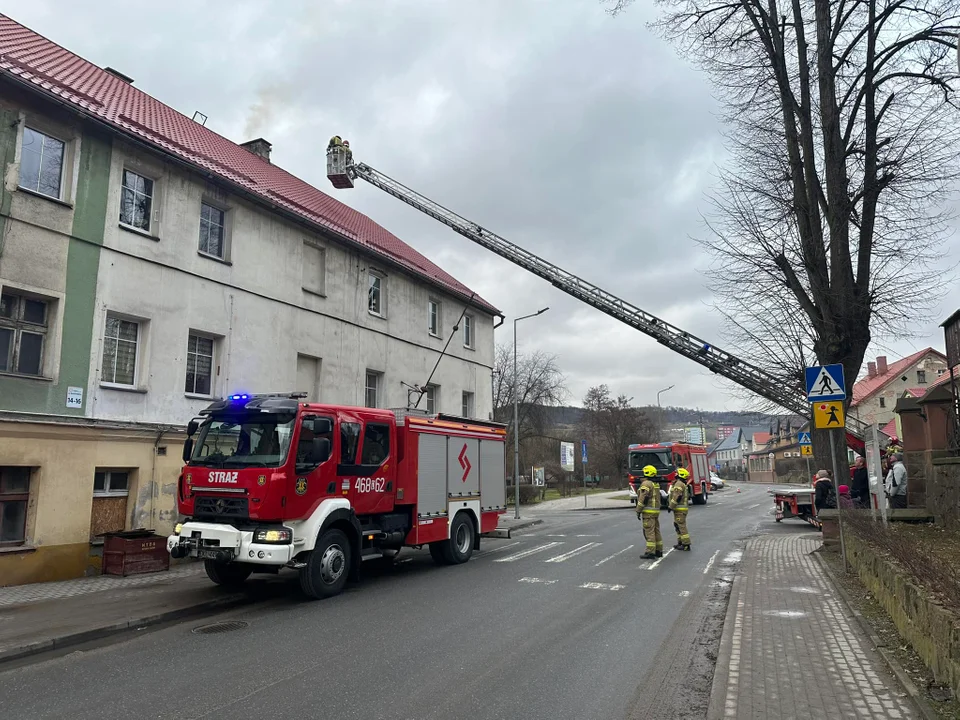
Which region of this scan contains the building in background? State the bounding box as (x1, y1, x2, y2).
(0, 14, 498, 585)
(716, 425, 736, 440)
(850, 350, 947, 428)
(683, 426, 705, 445)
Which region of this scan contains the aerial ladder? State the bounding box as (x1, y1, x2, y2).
(325, 142, 866, 453)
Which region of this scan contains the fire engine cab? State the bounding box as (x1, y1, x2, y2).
(626, 442, 710, 507)
(167, 393, 507, 599)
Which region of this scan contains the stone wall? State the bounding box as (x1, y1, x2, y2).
(929, 457, 960, 530)
(845, 530, 960, 697)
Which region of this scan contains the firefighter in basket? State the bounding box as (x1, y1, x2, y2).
(668, 468, 692, 551)
(636, 465, 663, 559)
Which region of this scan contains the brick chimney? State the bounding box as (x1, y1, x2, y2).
(867, 362, 877, 378)
(876, 356, 888, 375)
(240, 138, 272, 163)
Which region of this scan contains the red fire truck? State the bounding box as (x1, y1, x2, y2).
(167, 393, 507, 599)
(625, 442, 710, 507)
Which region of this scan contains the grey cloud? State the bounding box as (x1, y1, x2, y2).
(17, 0, 956, 410)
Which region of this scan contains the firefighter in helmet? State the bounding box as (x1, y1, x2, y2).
(636, 465, 663, 559)
(668, 467, 692, 551)
(327, 135, 342, 150)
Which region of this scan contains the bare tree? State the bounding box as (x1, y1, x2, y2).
(493, 343, 568, 479)
(607, 0, 960, 464)
(580, 385, 657, 484)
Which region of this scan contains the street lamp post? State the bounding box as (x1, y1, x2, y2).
(514, 307, 549, 519)
(656, 385, 674, 440)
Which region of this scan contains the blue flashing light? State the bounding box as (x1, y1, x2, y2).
(229, 393, 250, 401)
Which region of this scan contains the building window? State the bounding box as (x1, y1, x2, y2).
(302, 241, 326, 295)
(0, 291, 48, 376)
(102, 315, 140, 386)
(368, 273, 383, 316)
(0, 466, 30, 545)
(917, 369, 927, 384)
(463, 314, 474, 348)
(93, 470, 129, 497)
(365, 371, 381, 408)
(198, 203, 225, 259)
(462, 391, 475, 418)
(185, 334, 215, 396)
(119, 169, 154, 231)
(879, 396, 886, 408)
(425, 384, 439, 414)
(19, 127, 65, 200)
(428, 300, 441, 337)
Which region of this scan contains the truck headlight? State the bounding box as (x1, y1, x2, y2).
(174, 523, 183, 535)
(254, 527, 292, 544)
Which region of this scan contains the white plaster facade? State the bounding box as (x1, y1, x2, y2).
(85, 139, 497, 426)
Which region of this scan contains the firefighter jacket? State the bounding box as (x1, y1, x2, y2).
(668, 479, 689, 512)
(637, 479, 661, 516)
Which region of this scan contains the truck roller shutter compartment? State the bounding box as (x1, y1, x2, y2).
(480, 440, 506, 511)
(417, 433, 448, 517)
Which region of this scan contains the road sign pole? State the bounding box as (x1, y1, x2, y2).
(828, 429, 848, 571)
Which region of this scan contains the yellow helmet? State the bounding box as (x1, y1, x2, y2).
(642, 465, 657, 478)
(676, 468, 690, 480)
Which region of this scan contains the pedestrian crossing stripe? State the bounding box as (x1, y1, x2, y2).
(805, 364, 846, 402)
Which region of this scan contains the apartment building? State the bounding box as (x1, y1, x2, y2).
(0, 15, 499, 585)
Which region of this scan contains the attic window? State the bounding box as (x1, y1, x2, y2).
(104, 67, 134, 84)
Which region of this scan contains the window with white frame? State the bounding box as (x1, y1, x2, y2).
(368, 273, 384, 316)
(462, 391, 475, 418)
(425, 384, 439, 414)
(185, 333, 215, 396)
(93, 470, 129, 497)
(19, 127, 65, 200)
(119, 169, 154, 232)
(463, 314, 474, 348)
(428, 299, 441, 336)
(198, 203, 225, 259)
(101, 315, 140, 386)
(0, 291, 49, 376)
(365, 371, 381, 408)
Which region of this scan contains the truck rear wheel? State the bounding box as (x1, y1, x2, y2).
(300, 529, 352, 600)
(431, 512, 475, 566)
(204, 559, 252, 587)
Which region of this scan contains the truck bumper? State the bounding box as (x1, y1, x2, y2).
(167, 521, 295, 566)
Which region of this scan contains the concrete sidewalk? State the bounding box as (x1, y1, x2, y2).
(709, 535, 918, 719)
(0, 563, 252, 664)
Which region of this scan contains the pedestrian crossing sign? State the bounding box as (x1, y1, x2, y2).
(805, 364, 846, 402)
(798, 431, 812, 445)
(800, 445, 813, 456)
(813, 401, 845, 429)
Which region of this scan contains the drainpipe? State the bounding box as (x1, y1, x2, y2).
(148, 429, 165, 530)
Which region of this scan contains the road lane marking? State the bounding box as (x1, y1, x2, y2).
(495, 542, 564, 563)
(703, 549, 720, 574)
(595, 545, 635, 566)
(645, 548, 674, 570)
(579, 582, 625, 591)
(545, 542, 602, 563)
(546, 534, 567, 538)
(575, 534, 601, 537)
(747, 503, 761, 509)
(519, 577, 558, 585)
(678, 590, 690, 597)
(477, 541, 520, 556)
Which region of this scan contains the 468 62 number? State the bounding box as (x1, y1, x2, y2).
(354, 477, 386, 493)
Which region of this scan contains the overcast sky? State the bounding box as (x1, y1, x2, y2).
(14, 1, 959, 410)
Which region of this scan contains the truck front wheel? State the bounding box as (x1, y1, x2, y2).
(204, 559, 252, 587)
(430, 513, 475, 566)
(300, 529, 352, 600)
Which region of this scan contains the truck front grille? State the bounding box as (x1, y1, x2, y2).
(193, 495, 249, 521)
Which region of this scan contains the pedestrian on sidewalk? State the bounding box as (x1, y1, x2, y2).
(668, 467, 691, 551)
(837, 484, 854, 509)
(851, 456, 869, 508)
(814, 469, 837, 511)
(885, 452, 908, 509)
(636, 465, 663, 559)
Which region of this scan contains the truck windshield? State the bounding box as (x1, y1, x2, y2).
(190, 414, 296, 468)
(629, 450, 674, 473)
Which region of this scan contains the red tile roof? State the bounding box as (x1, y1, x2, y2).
(851, 348, 946, 405)
(925, 370, 954, 392)
(752, 432, 771, 446)
(880, 418, 898, 439)
(0, 14, 498, 315)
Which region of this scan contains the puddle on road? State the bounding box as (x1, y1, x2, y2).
(762, 609, 807, 618)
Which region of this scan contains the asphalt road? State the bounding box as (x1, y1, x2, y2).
(0, 483, 810, 720)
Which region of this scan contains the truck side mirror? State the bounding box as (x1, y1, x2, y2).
(182, 438, 194, 463)
(311, 437, 331, 464)
(186, 419, 200, 437)
(304, 417, 332, 435)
